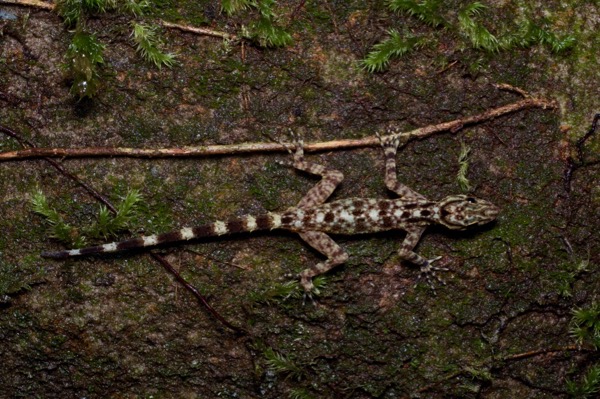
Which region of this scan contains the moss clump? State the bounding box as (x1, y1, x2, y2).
(32, 189, 143, 247)
(55, 0, 174, 98)
(363, 1, 575, 72)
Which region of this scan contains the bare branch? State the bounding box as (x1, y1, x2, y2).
(0, 95, 557, 162)
(160, 21, 238, 41)
(0, 0, 54, 10)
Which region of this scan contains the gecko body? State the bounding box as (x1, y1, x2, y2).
(42, 134, 499, 293)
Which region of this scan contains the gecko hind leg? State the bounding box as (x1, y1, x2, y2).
(297, 231, 349, 299)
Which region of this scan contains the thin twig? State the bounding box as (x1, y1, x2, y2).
(0, 95, 557, 162)
(160, 21, 238, 41)
(500, 345, 586, 361)
(150, 253, 248, 335)
(0, 125, 116, 212)
(494, 83, 530, 98)
(0, 0, 54, 10)
(184, 249, 250, 270)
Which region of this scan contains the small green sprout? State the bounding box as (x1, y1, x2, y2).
(263, 347, 303, 380)
(570, 302, 600, 350)
(363, 1, 576, 73)
(361, 30, 424, 73)
(221, 0, 254, 15)
(56, 0, 150, 26)
(120, 0, 151, 17)
(247, 15, 293, 47)
(222, 0, 292, 47)
(131, 23, 177, 69)
(458, 2, 499, 52)
(32, 190, 86, 248)
(501, 19, 576, 53)
(243, 0, 292, 47)
(566, 364, 600, 399)
(55, 0, 105, 27)
(33, 189, 143, 246)
(56, 0, 176, 97)
(565, 303, 600, 398)
(457, 141, 472, 192)
(249, 275, 328, 305)
(93, 189, 143, 238)
(289, 388, 314, 399)
(386, 0, 446, 27)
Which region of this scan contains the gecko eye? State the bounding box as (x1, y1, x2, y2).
(466, 197, 476, 203)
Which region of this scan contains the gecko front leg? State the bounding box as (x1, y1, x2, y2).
(398, 226, 448, 291)
(279, 134, 344, 208)
(376, 131, 426, 201)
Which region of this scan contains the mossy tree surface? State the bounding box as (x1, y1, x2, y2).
(0, 1, 599, 398)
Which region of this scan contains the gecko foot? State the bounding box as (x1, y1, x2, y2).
(274, 130, 304, 155)
(299, 272, 320, 306)
(274, 130, 306, 169)
(375, 130, 401, 151)
(415, 256, 449, 293)
(302, 291, 318, 306)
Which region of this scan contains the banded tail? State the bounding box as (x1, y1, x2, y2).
(41, 213, 283, 259)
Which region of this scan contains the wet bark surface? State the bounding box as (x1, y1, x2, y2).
(1, 1, 598, 398)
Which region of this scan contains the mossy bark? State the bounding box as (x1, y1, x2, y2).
(0, 1, 598, 397)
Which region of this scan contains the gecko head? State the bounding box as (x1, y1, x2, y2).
(437, 195, 499, 230)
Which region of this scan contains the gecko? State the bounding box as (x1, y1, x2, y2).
(41, 133, 499, 295)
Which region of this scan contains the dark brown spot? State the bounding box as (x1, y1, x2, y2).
(80, 245, 105, 255)
(302, 215, 316, 229)
(193, 225, 214, 237)
(227, 219, 245, 234)
(402, 211, 410, 218)
(324, 212, 335, 222)
(352, 199, 365, 208)
(116, 238, 145, 251)
(256, 215, 272, 229)
(352, 208, 363, 216)
(420, 210, 431, 217)
(158, 231, 184, 243)
(379, 201, 391, 210)
(403, 203, 418, 209)
(382, 216, 394, 228)
(41, 250, 69, 259)
(355, 219, 367, 231)
(281, 215, 294, 225)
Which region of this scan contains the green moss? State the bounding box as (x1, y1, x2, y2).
(363, 1, 576, 72)
(65, 30, 105, 98)
(131, 22, 177, 68)
(0, 259, 42, 297)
